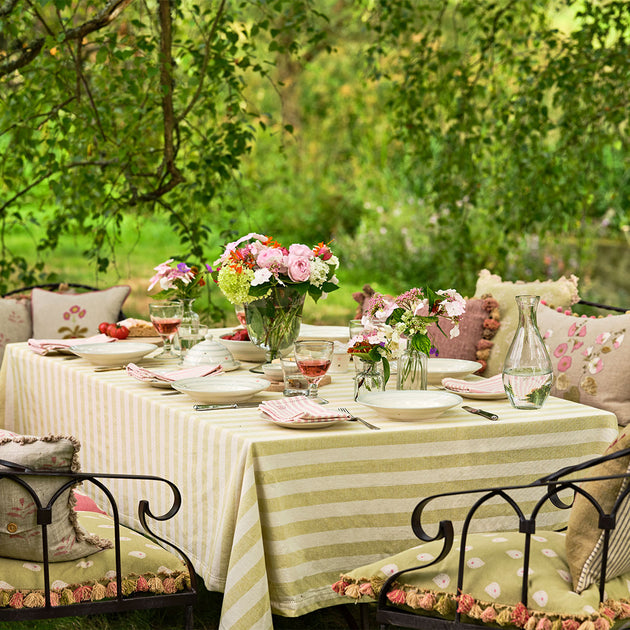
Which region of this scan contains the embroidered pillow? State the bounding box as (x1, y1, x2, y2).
(333, 530, 630, 625)
(473, 270, 579, 377)
(0, 297, 32, 366)
(0, 433, 112, 562)
(31, 286, 130, 339)
(538, 306, 630, 425)
(566, 428, 630, 593)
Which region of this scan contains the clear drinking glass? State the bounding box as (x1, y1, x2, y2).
(149, 301, 183, 358)
(293, 340, 334, 404)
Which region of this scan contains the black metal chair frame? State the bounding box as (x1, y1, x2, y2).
(366, 446, 630, 630)
(577, 299, 628, 314)
(0, 461, 197, 627)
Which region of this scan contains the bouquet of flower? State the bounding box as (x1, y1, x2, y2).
(347, 327, 393, 385)
(148, 259, 212, 301)
(212, 232, 340, 305)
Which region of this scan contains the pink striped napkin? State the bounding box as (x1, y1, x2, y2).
(28, 334, 115, 356)
(126, 363, 223, 383)
(259, 396, 350, 424)
(441, 374, 505, 395)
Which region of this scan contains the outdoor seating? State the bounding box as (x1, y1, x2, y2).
(332, 429, 630, 630)
(0, 432, 196, 626)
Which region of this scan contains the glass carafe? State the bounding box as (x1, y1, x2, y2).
(502, 295, 554, 409)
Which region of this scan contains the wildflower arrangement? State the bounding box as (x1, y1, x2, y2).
(212, 232, 340, 305)
(347, 327, 394, 384)
(148, 259, 212, 301)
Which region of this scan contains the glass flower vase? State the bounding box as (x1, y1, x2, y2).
(244, 286, 306, 363)
(397, 347, 428, 390)
(177, 298, 202, 358)
(354, 360, 386, 401)
(502, 294, 554, 409)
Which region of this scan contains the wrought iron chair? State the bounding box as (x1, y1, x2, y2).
(334, 439, 630, 630)
(0, 462, 197, 627)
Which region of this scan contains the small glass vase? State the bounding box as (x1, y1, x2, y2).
(244, 285, 306, 363)
(397, 347, 428, 390)
(178, 298, 201, 358)
(354, 360, 386, 401)
(502, 294, 554, 409)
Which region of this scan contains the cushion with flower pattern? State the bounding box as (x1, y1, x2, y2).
(473, 270, 580, 377)
(538, 305, 630, 426)
(332, 530, 630, 626)
(0, 297, 32, 366)
(31, 286, 130, 339)
(0, 510, 190, 609)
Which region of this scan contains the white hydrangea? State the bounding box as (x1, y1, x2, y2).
(308, 257, 330, 288)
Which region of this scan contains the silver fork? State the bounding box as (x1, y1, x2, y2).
(338, 407, 381, 431)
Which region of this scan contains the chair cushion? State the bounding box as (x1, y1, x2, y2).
(0, 297, 32, 366)
(0, 431, 112, 562)
(333, 530, 630, 626)
(31, 286, 130, 339)
(566, 427, 630, 593)
(473, 270, 580, 376)
(538, 304, 630, 426)
(0, 510, 191, 608)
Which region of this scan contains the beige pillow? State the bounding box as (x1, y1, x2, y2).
(539, 305, 630, 425)
(0, 432, 112, 562)
(31, 286, 130, 339)
(0, 297, 32, 365)
(473, 270, 579, 376)
(566, 427, 630, 593)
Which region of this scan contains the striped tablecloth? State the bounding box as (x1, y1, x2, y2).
(0, 339, 619, 630)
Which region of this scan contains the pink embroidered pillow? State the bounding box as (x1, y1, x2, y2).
(0, 297, 32, 365)
(538, 305, 630, 425)
(31, 286, 130, 339)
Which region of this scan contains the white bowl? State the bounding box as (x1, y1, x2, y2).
(218, 336, 267, 363)
(183, 336, 239, 370)
(357, 390, 463, 421)
(172, 375, 270, 403)
(427, 358, 482, 385)
(69, 342, 157, 367)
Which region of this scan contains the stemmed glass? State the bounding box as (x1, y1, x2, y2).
(293, 340, 334, 404)
(149, 301, 183, 358)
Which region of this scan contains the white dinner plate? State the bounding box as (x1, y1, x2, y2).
(261, 412, 343, 429)
(357, 390, 463, 421)
(427, 358, 483, 385)
(69, 342, 157, 367)
(299, 324, 349, 342)
(172, 374, 270, 403)
(444, 388, 507, 401)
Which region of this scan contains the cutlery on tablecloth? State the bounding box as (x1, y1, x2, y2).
(338, 407, 381, 430)
(462, 405, 499, 421)
(161, 391, 182, 396)
(193, 402, 261, 411)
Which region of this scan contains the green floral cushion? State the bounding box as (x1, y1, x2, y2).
(0, 511, 191, 608)
(333, 531, 630, 628)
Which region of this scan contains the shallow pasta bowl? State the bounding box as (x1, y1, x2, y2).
(69, 342, 157, 367)
(172, 374, 270, 404)
(357, 390, 463, 421)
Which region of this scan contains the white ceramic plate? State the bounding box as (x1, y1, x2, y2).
(172, 375, 270, 403)
(443, 387, 507, 401)
(427, 358, 483, 385)
(218, 336, 267, 362)
(69, 342, 157, 367)
(261, 412, 343, 429)
(299, 324, 349, 342)
(357, 390, 463, 421)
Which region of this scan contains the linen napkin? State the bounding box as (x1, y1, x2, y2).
(126, 363, 223, 383)
(441, 373, 505, 395)
(259, 396, 350, 424)
(28, 334, 115, 356)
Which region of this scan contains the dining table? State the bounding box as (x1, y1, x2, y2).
(0, 329, 620, 630)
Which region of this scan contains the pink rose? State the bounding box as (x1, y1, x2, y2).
(256, 248, 285, 270)
(287, 255, 311, 282)
(288, 243, 313, 258)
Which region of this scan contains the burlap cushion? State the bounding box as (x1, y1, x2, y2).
(539, 305, 630, 426)
(566, 428, 630, 593)
(0, 432, 111, 562)
(473, 270, 579, 376)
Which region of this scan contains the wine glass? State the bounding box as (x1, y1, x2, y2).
(149, 301, 183, 358)
(293, 340, 334, 404)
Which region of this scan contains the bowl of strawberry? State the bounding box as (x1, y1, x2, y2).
(218, 328, 267, 362)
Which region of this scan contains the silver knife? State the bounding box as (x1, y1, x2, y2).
(462, 405, 499, 421)
(193, 402, 261, 411)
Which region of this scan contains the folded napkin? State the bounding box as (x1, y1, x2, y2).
(441, 374, 505, 395)
(28, 334, 115, 356)
(126, 363, 223, 383)
(259, 396, 350, 424)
